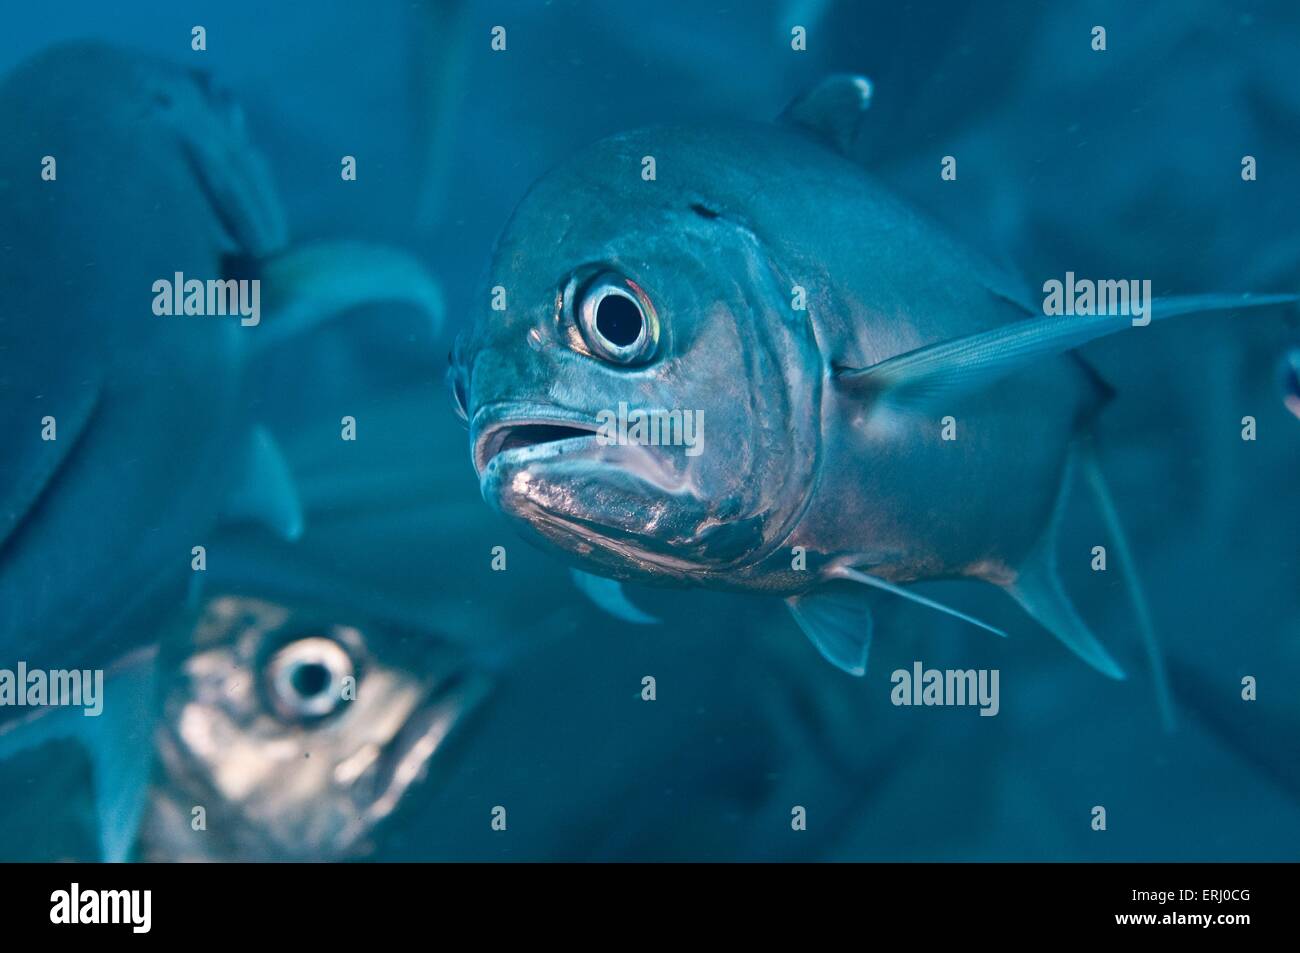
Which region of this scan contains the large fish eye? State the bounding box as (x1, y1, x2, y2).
(575, 273, 659, 365)
(264, 636, 354, 721)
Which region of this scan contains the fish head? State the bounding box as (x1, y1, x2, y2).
(151, 596, 488, 860)
(453, 126, 822, 584)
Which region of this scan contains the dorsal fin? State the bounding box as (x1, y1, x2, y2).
(779, 74, 873, 157)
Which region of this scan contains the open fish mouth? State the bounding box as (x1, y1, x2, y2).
(350, 669, 492, 840)
(472, 407, 602, 474)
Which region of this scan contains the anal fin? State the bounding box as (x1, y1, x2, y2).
(1008, 544, 1126, 680)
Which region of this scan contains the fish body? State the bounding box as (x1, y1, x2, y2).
(454, 76, 1293, 679)
(467, 120, 1085, 591)
(0, 44, 284, 672)
(0, 43, 445, 674)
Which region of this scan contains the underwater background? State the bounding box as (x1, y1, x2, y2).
(0, 0, 1297, 861)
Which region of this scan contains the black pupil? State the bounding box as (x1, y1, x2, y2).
(292, 662, 330, 698)
(595, 293, 643, 348)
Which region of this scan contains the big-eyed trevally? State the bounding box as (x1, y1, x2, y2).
(452, 75, 1294, 695)
(0, 42, 443, 858)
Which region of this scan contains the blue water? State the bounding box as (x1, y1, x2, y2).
(0, 1, 1296, 861)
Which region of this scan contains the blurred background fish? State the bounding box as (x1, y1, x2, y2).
(137, 594, 491, 862)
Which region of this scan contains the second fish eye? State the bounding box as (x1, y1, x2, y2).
(575, 273, 658, 365)
(264, 636, 354, 722)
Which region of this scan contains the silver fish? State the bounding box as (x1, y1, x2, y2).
(452, 75, 1294, 691)
(136, 595, 489, 862)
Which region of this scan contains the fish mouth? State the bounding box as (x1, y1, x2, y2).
(472, 406, 602, 474)
(356, 669, 492, 834)
(470, 402, 715, 578)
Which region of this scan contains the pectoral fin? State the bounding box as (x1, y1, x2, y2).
(836, 293, 1297, 415)
(254, 241, 445, 352)
(570, 570, 661, 625)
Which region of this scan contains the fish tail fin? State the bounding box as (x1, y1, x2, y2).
(1005, 448, 1128, 680)
(1080, 439, 1177, 731)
